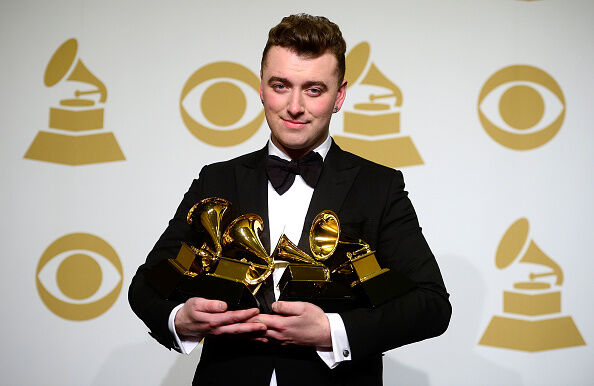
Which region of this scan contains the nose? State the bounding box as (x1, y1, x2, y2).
(287, 91, 305, 117)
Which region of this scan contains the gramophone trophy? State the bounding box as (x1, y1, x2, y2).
(148, 197, 274, 309)
(274, 234, 356, 311)
(145, 241, 204, 299)
(146, 197, 233, 300)
(310, 210, 415, 307)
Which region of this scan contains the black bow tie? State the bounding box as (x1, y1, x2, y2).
(266, 152, 323, 195)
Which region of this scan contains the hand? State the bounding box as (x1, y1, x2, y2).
(250, 301, 331, 347)
(174, 297, 266, 340)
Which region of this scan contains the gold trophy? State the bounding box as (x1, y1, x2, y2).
(148, 198, 274, 309)
(219, 213, 274, 288)
(273, 234, 356, 311)
(310, 210, 415, 307)
(146, 197, 233, 300)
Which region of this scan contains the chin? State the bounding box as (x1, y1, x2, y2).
(279, 142, 308, 152)
(274, 133, 308, 149)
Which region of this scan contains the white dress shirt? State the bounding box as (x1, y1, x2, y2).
(167, 135, 351, 385)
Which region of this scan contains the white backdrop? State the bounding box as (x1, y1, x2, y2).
(1, 0, 592, 385)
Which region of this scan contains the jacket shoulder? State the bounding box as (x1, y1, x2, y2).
(335, 146, 403, 179)
(201, 147, 266, 174)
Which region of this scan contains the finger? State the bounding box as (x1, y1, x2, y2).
(264, 328, 291, 343)
(192, 298, 227, 313)
(213, 322, 267, 335)
(205, 308, 261, 327)
(271, 301, 306, 316)
(244, 315, 264, 324)
(252, 314, 289, 330)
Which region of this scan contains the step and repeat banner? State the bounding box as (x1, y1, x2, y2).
(1, 1, 592, 385)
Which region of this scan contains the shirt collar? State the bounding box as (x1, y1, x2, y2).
(267, 135, 332, 162)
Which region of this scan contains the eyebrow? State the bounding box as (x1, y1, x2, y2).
(267, 76, 328, 91)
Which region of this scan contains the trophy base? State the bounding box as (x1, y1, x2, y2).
(146, 258, 190, 299)
(278, 265, 358, 312)
(353, 268, 416, 307)
(176, 274, 258, 310)
(145, 243, 200, 299)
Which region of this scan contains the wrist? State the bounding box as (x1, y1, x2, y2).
(318, 313, 332, 348)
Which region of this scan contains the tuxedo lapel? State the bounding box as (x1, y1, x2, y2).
(297, 141, 360, 251)
(234, 146, 272, 253)
(232, 142, 360, 253)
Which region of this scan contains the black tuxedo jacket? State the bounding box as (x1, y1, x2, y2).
(129, 141, 451, 386)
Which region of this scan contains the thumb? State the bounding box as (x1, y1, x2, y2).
(272, 301, 306, 316)
(195, 298, 227, 313)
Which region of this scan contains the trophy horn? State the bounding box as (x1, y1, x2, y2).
(309, 210, 370, 273)
(272, 233, 323, 265)
(222, 213, 274, 285)
(187, 197, 232, 258)
(309, 210, 410, 307)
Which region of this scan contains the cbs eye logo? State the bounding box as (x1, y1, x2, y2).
(478, 65, 565, 150)
(35, 233, 122, 321)
(180, 62, 265, 147)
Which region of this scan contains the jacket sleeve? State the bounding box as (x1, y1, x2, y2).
(339, 170, 451, 360)
(128, 171, 209, 350)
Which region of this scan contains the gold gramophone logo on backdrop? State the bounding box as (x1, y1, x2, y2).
(24, 38, 125, 165)
(35, 233, 123, 321)
(180, 62, 265, 147)
(479, 218, 585, 351)
(334, 42, 423, 168)
(478, 65, 565, 150)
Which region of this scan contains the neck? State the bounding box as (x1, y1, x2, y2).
(271, 135, 328, 160)
(281, 147, 311, 160)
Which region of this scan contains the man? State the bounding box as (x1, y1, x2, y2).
(129, 14, 451, 386)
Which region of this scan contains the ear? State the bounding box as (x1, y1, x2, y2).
(334, 79, 348, 110)
(259, 69, 264, 102)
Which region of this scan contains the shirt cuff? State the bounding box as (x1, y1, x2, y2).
(316, 313, 352, 369)
(168, 303, 201, 354)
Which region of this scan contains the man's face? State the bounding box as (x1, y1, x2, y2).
(260, 46, 347, 159)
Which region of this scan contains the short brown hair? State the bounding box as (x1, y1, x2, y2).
(261, 14, 346, 83)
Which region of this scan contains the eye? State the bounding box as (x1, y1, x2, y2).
(306, 88, 322, 96)
(35, 233, 123, 321)
(180, 62, 265, 147)
(478, 65, 565, 150)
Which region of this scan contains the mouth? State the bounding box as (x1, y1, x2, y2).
(281, 119, 307, 129)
